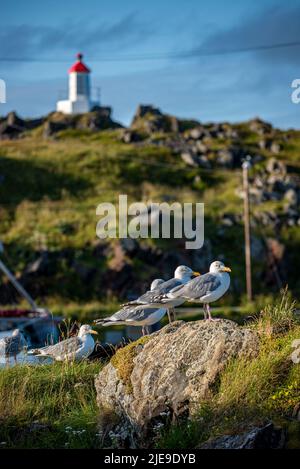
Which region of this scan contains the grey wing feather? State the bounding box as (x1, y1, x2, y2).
(134, 278, 182, 304)
(124, 307, 159, 322)
(170, 273, 221, 299)
(39, 336, 82, 356)
(104, 306, 159, 322)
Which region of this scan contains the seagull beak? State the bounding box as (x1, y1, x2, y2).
(90, 330, 98, 335)
(193, 271, 201, 277)
(222, 266, 232, 273)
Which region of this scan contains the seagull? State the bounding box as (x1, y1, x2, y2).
(0, 329, 27, 364)
(123, 265, 200, 322)
(94, 279, 168, 335)
(28, 324, 98, 362)
(165, 261, 231, 321)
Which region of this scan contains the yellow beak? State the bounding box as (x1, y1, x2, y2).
(222, 266, 232, 273)
(193, 271, 201, 277)
(90, 330, 98, 335)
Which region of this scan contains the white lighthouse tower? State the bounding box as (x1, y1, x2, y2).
(56, 53, 98, 114)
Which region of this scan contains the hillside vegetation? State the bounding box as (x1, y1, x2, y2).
(0, 106, 299, 320)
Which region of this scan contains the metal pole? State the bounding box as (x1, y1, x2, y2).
(0, 259, 39, 311)
(242, 158, 253, 302)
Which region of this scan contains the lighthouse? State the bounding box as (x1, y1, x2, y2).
(56, 53, 98, 114)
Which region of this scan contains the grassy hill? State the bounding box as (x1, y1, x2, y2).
(0, 108, 300, 320)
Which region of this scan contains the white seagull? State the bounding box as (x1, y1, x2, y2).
(0, 329, 27, 364)
(94, 279, 168, 335)
(165, 261, 231, 321)
(28, 324, 98, 362)
(124, 265, 200, 322)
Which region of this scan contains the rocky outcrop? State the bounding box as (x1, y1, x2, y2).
(0, 111, 43, 139)
(43, 107, 122, 137)
(200, 423, 285, 449)
(95, 320, 259, 442)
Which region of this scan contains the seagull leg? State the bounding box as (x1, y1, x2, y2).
(171, 308, 177, 321)
(206, 304, 216, 321)
(203, 304, 208, 320)
(167, 309, 172, 324)
(14, 354, 17, 365)
(142, 326, 146, 336)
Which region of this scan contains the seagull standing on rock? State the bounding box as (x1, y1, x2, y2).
(123, 265, 200, 323)
(28, 324, 98, 362)
(165, 261, 231, 321)
(94, 279, 168, 335)
(0, 329, 27, 364)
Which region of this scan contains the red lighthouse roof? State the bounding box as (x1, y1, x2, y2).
(68, 53, 90, 73)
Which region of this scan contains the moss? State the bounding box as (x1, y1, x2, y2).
(110, 336, 152, 393)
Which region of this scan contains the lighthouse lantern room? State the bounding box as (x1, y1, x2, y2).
(56, 53, 98, 114)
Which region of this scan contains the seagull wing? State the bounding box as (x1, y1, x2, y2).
(130, 278, 182, 305)
(168, 273, 221, 300)
(33, 336, 82, 357)
(123, 306, 162, 322)
(96, 305, 162, 324)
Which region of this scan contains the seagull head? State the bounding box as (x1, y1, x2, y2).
(78, 324, 98, 338)
(209, 261, 232, 274)
(150, 279, 165, 291)
(174, 265, 200, 281)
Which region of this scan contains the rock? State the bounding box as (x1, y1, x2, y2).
(189, 127, 204, 140)
(249, 187, 268, 203)
(216, 149, 234, 168)
(270, 142, 281, 154)
(43, 120, 68, 138)
(181, 151, 199, 167)
(95, 320, 259, 439)
(0, 122, 21, 139)
(77, 107, 122, 131)
(200, 423, 285, 449)
(195, 141, 208, 153)
(266, 158, 287, 176)
(249, 118, 272, 135)
(6, 111, 25, 129)
(121, 129, 142, 143)
(0, 112, 43, 139)
(284, 188, 298, 206)
(197, 155, 211, 169)
(130, 105, 183, 135)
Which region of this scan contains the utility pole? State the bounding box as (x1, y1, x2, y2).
(242, 157, 253, 302)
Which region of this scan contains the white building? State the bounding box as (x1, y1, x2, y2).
(56, 53, 98, 115)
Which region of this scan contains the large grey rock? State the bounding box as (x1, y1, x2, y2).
(95, 320, 259, 435)
(200, 423, 285, 449)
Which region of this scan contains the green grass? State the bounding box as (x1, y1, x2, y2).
(0, 361, 103, 448)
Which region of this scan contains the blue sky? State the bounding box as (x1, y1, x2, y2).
(1, 0, 300, 128)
